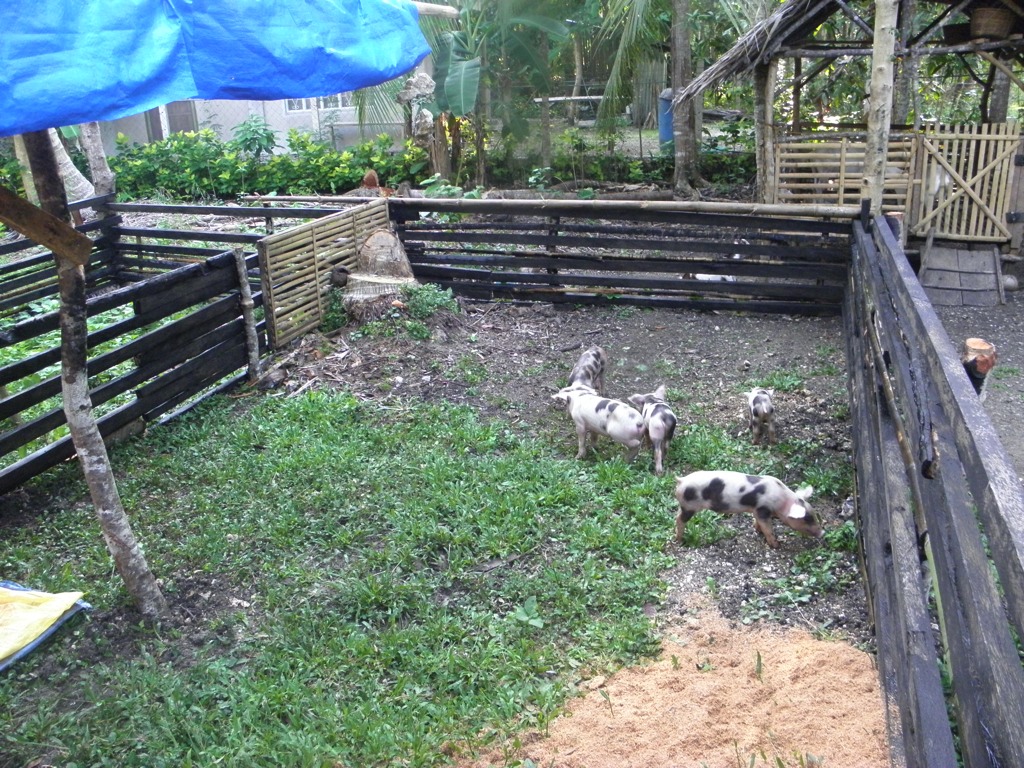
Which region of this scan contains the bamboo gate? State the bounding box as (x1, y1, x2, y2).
(0, 197, 1022, 765)
(772, 123, 1022, 243)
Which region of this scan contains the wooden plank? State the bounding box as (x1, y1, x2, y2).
(114, 227, 262, 245)
(407, 252, 849, 282)
(107, 202, 338, 219)
(843, 275, 956, 766)
(115, 242, 225, 259)
(410, 264, 843, 302)
(426, 281, 841, 316)
(400, 229, 849, 262)
(870, 214, 1024, 674)
(387, 199, 859, 231)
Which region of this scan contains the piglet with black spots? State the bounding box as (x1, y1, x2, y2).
(552, 385, 645, 461)
(746, 387, 776, 445)
(568, 345, 608, 394)
(673, 470, 821, 548)
(628, 385, 677, 476)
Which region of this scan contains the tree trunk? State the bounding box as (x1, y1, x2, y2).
(19, 129, 168, 620)
(671, 0, 699, 199)
(864, 0, 898, 214)
(988, 63, 1011, 122)
(48, 129, 94, 204)
(754, 62, 777, 205)
(12, 136, 39, 204)
(893, 0, 915, 125)
(570, 36, 585, 125)
(78, 122, 116, 196)
(540, 97, 552, 170)
(429, 114, 452, 180)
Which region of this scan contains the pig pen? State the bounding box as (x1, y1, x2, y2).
(49, 198, 1021, 766)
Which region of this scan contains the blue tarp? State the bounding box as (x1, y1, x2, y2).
(0, 0, 431, 137)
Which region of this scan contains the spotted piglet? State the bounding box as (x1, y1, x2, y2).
(628, 385, 677, 476)
(568, 345, 608, 394)
(551, 386, 645, 462)
(746, 388, 776, 445)
(674, 470, 821, 548)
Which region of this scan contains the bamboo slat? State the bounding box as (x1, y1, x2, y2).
(910, 122, 1018, 241)
(259, 198, 390, 348)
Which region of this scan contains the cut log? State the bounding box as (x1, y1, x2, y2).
(962, 337, 997, 401)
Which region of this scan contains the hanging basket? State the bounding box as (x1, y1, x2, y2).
(971, 7, 1014, 39)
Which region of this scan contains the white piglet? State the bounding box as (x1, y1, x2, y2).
(628, 384, 677, 476)
(552, 386, 645, 462)
(674, 470, 821, 548)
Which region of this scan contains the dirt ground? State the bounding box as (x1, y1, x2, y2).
(263, 298, 889, 767)
(262, 279, 1021, 767)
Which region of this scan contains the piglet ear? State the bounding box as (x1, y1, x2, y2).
(788, 504, 808, 520)
(654, 384, 666, 398)
(628, 394, 643, 407)
(796, 485, 814, 501)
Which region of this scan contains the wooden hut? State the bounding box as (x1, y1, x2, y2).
(675, 0, 1024, 304)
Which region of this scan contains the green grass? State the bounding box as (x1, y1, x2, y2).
(0, 392, 673, 767)
(0, 373, 855, 766)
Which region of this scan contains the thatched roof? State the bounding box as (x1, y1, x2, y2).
(674, 0, 839, 105)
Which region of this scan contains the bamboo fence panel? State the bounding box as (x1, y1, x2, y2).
(258, 197, 390, 348)
(912, 123, 1020, 242)
(772, 134, 915, 214)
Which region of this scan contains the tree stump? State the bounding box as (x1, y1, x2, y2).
(343, 228, 417, 321)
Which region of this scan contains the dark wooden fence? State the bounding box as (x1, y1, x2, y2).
(389, 198, 853, 316)
(0, 197, 279, 493)
(847, 213, 1024, 767)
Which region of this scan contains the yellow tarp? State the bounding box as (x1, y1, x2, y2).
(0, 584, 85, 669)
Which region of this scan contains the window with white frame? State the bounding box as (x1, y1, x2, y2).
(285, 93, 352, 112)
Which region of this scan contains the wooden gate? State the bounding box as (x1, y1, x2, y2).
(911, 123, 1020, 242)
(773, 124, 1022, 243)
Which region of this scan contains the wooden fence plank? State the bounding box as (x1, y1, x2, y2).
(870, 216, 1024, 647)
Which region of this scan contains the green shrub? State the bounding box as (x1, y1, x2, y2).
(401, 283, 459, 320)
(109, 130, 430, 200)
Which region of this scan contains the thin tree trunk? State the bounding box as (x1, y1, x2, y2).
(988, 63, 1011, 122)
(429, 114, 451, 180)
(78, 122, 116, 197)
(12, 136, 39, 204)
(754, 63, 777, 205)
(671, 0, 699, 199)
(893, 0, 915, 125)
(540, 97, 552, 170)
(19, 130, 168, 620)
(570, 36, 584, 125)
(48, 129, 94, 204)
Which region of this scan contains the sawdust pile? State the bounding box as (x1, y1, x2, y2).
(455, 605, 890, 768)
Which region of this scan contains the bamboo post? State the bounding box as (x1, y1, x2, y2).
(864, 0, 898, 213)
(233, 247, 262, 383)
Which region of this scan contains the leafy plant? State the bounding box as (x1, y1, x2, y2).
(110, 130, 430, 199)
(231, 114, 278, 162)
(320, 287, 348, 333)
(401, 283, 459, 319)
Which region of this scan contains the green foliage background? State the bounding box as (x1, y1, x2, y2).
(109, 129, 430, 200)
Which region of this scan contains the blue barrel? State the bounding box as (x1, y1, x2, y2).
(658, 88, 674, 150)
